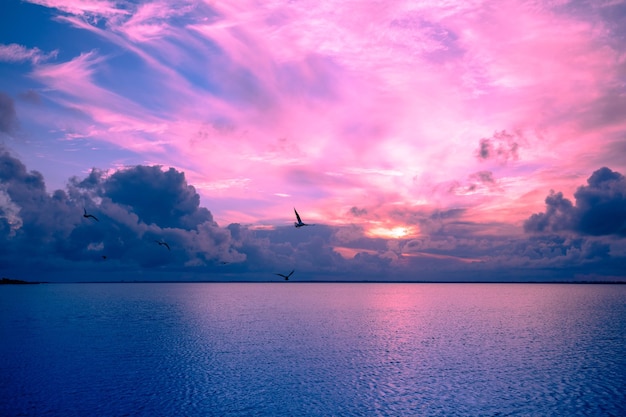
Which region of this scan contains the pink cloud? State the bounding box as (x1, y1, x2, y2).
(28, 52, 179, 155)
(26, 0, 127, 19)
(19, 0, 626, 233)
(0, 43, 58, 64)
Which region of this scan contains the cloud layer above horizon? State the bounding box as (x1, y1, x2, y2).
(1, 0, 625, 281)
(1, 146, 624, 281)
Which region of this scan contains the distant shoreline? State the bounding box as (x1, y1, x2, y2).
(0, 278, 43, 285)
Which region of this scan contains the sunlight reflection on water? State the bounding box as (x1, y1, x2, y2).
(1, 283, 625, 416)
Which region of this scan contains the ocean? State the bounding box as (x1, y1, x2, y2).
(1, 282, 625, 416)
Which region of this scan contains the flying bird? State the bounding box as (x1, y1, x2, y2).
(83, 208, 99, 222)
(294, 208, 314, 228)
(155, 240, 171, 251)
(275, 270, 294, 281)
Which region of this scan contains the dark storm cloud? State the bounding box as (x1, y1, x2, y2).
(352, 251, 392, 274)
(0, 150, 90, 253)
(525, 167, 626, 236)
(0, 148, 246, 278)
(398, 233, 623, 281)
(248, 225, 342, 272)
(0, 147, 75, 246)
(514, 235, 611, 264)
(104, 165, 214, 230)
(64, 166, 243, 268)
(0, 92, 18, 134)
(71, 168, 105, 192)
(476, 130, 520, 163)
(0, 147, 359, 281)
(2, 146, 624, 282)
(523, 190, 576, 233)
(575, 167, 626, 235)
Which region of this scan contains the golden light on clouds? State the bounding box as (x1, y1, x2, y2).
(365, 225, 419, 239)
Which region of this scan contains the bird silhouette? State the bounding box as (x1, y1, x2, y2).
(155, 240, 171, 251)
(294, 208, 314, 228)
(275, 269, 294, 281)
(83, 208, 99, 222)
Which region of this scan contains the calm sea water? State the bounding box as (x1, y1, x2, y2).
(1, 283, 625, 416)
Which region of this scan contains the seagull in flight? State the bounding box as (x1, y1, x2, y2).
(83, 208, 99, 222)
(275, 269, 294, 281)
(294, 208, 314, 228)
(155, 240, 171, 251)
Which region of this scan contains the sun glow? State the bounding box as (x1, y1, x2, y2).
(366, 225, 417, 239)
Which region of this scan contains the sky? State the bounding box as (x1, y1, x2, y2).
(1, 0, 625, 282)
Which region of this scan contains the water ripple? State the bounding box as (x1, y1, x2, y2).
(1, 283, 625, 416)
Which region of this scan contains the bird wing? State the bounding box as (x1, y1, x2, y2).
(83, 209, 99, 221)
(287, 269, 295, 278)
(294, 208, 302, 223)
(275, 273, 286, 278)
(155, 240, 171, 250)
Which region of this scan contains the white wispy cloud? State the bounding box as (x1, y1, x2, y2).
(0, 43, 58, 64)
